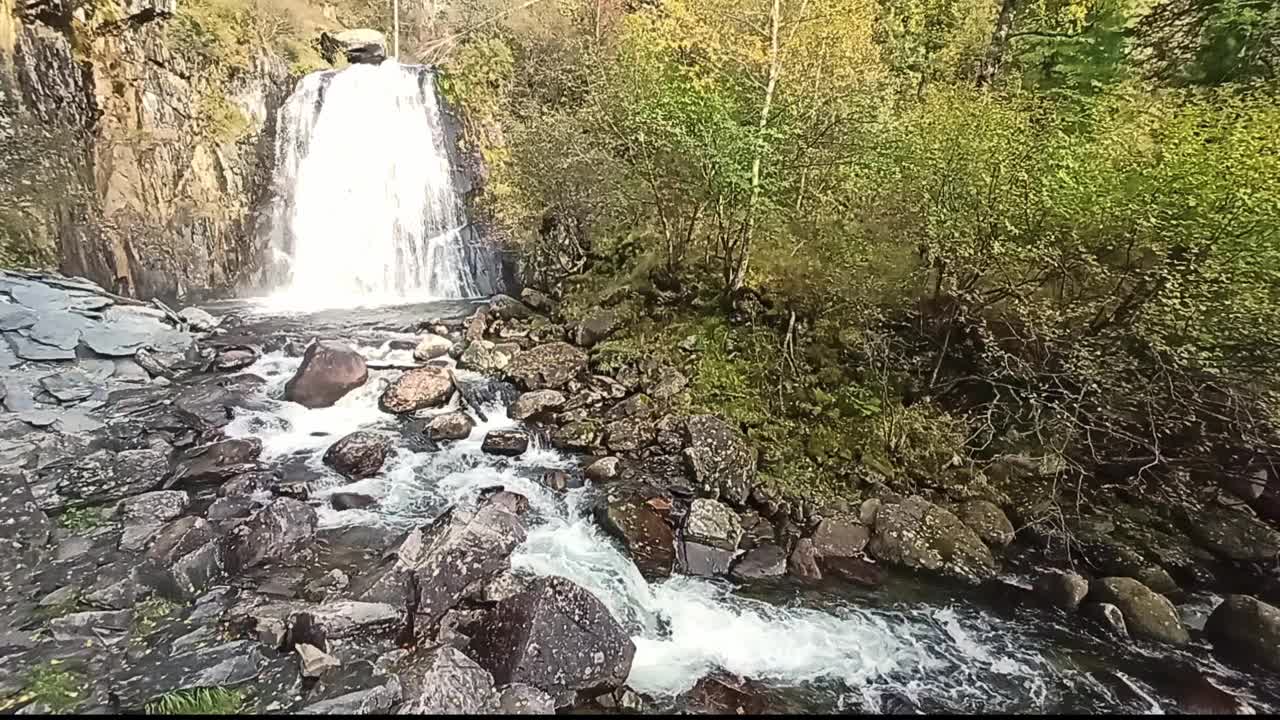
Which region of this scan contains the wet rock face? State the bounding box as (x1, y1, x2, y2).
(868, 496, 997, 584)
(595, 484, 676, 579)
(284, 341, 369, 409)
(379, 366, 453, 414)
(506, 342, 588, 391)
(481, 429, 529, 457)
(683, 415, 755, 507)
(427, 412, 475, 440)
(1088, 577, 1188, 646)
(323, 431, 393, 480)
(1205, 594, 1280, 671)
(467, 576, 636, 700)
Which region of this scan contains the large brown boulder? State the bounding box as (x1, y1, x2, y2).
(284, 340, 369, 409)
(868, 496, 996, 584)
(467, 576, 635, 700)
(505, 342, 588, 391)
(595, 483, 676, 579)
(683, 415, 755, 507)
(1088, 577, 1189, 646)
(322, 431, 393, 480)
(1205, 594, 1280, 671)
(380, 367, 454, 414)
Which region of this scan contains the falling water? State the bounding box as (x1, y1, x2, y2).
(262, 61, 495, 307)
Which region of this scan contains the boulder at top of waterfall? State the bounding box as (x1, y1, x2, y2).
(223, 497, 318, 575)
(867, 496, 997, 584)
(489, 294, 535, 321)
(1034, 570, 1090, 612)
(508, 389, 566, 421)
(482, 429, 529, 457)
(595, 483, 676, 579)
(506, 342, 588, 391)
(955, 500, 1015, 547)
(428, 412, 475, 440)
(685, 498, 743, 551)
(319, 28, 386, 64)
(284, 341, 369, 409)
(574, 308, 620, 347)
(323, 431, 393, 480)
(683, 415, 755, 507)
(1087, 577, 1189, 646)
(117, 490, 189, 526)
(397, 645, 499, 714)
(168, 437, 263, 487)
(414, 334, 453, 362)
(467, 576, 636, 699)
(585, 456, 622, 483)
(1188, 506, 1280, 562)
(380, 366, 454, 414)
(1205, 594, 1280, 671)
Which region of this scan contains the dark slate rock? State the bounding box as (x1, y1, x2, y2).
(27, 310, 90, 349)
(223, 498, 318, 575)
(10, 334, 76, 361)
(38, 369, 100, 403)
(730, 544, 787, 580)
(481, 429, 529, 457)
(112, 640, 265, 711)
(679, 541, 735, 577)
(27, 448, 168, 511)
(286, 601, 406, 649)
(467, 576, 635, 699)
(322, 431, 392, 480)
(595, 483, 675, 580)
(168, 438, 263, 488)
(0, 472, 54, 552)
(284, 341, 369, 409)
(296, 676, 402, 714)
(396, 646, 498, 713)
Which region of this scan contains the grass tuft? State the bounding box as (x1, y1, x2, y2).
(145, 687, 245, 715)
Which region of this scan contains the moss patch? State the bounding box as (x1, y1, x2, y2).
(131, 597, 181, 642)
(13, 663, 86, 713)
(56, 506, 110, 532)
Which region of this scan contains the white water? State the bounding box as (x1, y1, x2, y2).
(262, 62, 485, 309)
(223, 346, 1139, 712)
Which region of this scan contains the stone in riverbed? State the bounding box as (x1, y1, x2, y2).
(1205, 594, 1280, 671)
(595, 484, 675, 579)
(178, 306, 219, 331)
(683, 415, 755, 507)
(396, 645, 498, 714)
(955, 499, 1015, 547)
(214, 345, 258, 371)
(1034, 570, 1089, 612)
(811, 517, 871, 561)
(330, 492, 377, 511)
(427, 412, 474, 440)
(1087, 577, 1188, 645)
(413, 333, 452, 361)
(460, 340, 517, 374)
(584, 456, 622, 483)
(379, 366, 453, 414)
(489, 294, 535, 321)
(679, 541, 734, 577)
(323, 431, 393, 480)
(685, 498, 743, 551)
(284, 340, 369, 409)
(1081, 602, 1129, 638)
(505, 342, 588, 391)
(481, 430, 529, 457)
(507, 389, 565, 420)
(868, 495, 996, 584)
(730, 544, 787, 580)
(467, 576, 635, 699)
(168, 437, 263, 487)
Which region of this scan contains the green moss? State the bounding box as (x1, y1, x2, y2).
(56, 506, 110, 532)
(145, 687, 245, 715)
(132, 597, 181, 641)
(20, 663, 86, 713)
(197, 92, 250, 144)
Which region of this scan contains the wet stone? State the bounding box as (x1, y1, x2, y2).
(730, 544, 788, 580)
(481, 430, 529, 457)
(679, 541, 734, 577)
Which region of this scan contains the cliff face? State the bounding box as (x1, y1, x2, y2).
(0, 0, 294, 300)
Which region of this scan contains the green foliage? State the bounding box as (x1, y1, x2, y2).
(21, 663, 85, 713)
(56, 506, 109, 532)
(145, 687, 245, 715)
(132, 597, 181, 641)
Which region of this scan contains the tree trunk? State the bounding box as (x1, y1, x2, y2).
(731, 0, 783, 292)
(976, 0, 1018, 89)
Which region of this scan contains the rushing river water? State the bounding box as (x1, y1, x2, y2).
(210, 297, 1279, 715)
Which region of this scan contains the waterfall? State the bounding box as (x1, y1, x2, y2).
(261, 61, 498, 307)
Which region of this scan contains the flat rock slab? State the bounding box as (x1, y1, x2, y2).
(39, 369, 101, 403)
(0, 304, 38, 331)
(112, 640, 267, 710)
(28, 311, 91, 350)
(8, 334, 76, 361)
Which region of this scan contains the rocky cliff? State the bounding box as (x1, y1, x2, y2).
(0, 0, 295, 301)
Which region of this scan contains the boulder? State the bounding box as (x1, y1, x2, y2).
(28, 447, 169, 511)
(810, 517, 871, 561)
(323, 431, 393, 480)
(595, 485, 676, 579)
(215, 346, 258, 372)
(284, 341, 369, 409)
(397, 646, 498, 714)
(730, 544, 788, 580)
(1034, 570, 1089, 612)
(508, 389, 565, 421)
(380, 367, 454, 414)
(519, 289, 554, 313)
(684, 499, 743, 551)
(1088, 577, 1188, 645)
(551, 420, 601, 451)
(319, 28, 386, 64)
(683, 415, 755, 507)
(427, 412, 474, 441)
(169, 438, 263, 488)
(223, 498, 318, 575)
(787, 538, 822, 581)
(178, 307, 219, 331)
(220, 470, 276, 497)
(506, 342, 588, 391)
(138, 516, 224, 599)
(584, 456, 621, 483)
(679, 541, 735, 577)
(1188, 507, 1280, 562)
(467, 576, 635, 698)
(868, 496, 997, 584)
(686, 674, 771, 715)
(460, 340, 517, 374)
(1205, 594, 1280, 671)
(296, 642, 341, 678)
(413, 334, 452, 362)
(1081, 602, 1129, 638)
(117, 490, 189, 525)
(955, 500, 1015, 547)
(298, 676, 403, 714)
(822, 556, 884, 586)
(574, 308, 620, 347)
(481, 430, 529, 457)
(605, 418, 655, 453)
(497, 684, 556, 714)
(489, 294, 535, 321)
(288, 601, 406, 649)
(331, 492, 377, 511)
